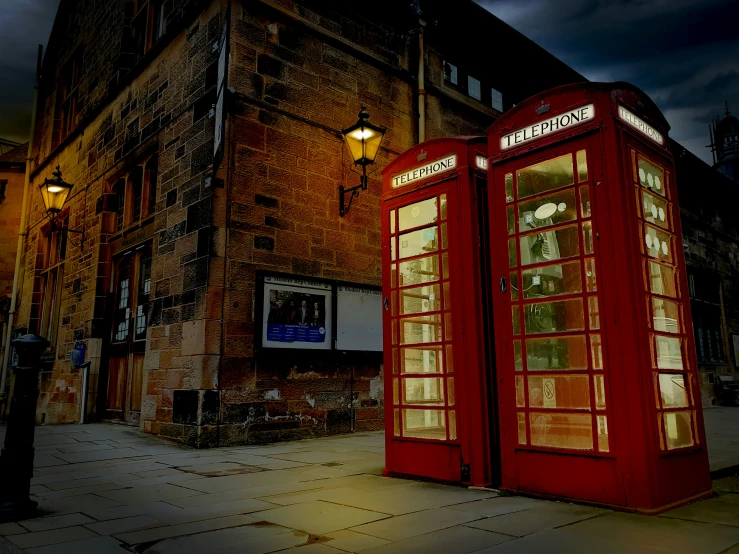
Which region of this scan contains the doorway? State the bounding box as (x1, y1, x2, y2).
(105, 244, 151, 423)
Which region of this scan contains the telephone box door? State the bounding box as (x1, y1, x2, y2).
(490, 135, 624, 503)
(384, 178, 464, 481)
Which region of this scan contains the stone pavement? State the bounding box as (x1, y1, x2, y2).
(0, 408, 736, 554)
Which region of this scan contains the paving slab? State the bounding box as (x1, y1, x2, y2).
(349, 506, 481, 542)
(328, 483, 497, 515)
(448, 495, 543, 516)
(255, 500, 390, 535)
(85, 515, 161, 535)
(0, 524, 26, 536)
(20, 513, 96, 532)
(562, 512, 739, 554)
(323, 529, 391, 552)
(464, 502, 606, 537)
(660, 496, 739, 526)
(142, 523, 309, 554)
(114, 514, 256, 546)
(361, 524, 512, 554)
(25, 536, 130, 554)
(472, 528, 669, 554)
(96, 483, 204, 503)
(7, 526, 98, 550)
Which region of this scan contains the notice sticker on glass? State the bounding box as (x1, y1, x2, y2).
(542, 377, 557, 408)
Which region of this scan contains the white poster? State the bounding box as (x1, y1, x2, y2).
(336, 286, 382, 352)
(261, 276, 332, 350)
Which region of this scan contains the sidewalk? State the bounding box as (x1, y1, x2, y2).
(0, 408, 737, 554)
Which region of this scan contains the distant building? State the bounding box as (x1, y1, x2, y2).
(0, 142, 27, 389)
(709, 104, 739, 183)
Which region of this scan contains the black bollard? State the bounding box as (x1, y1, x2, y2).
(0, 334, 49, 521)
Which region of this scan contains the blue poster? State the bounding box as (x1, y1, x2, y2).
(266, 289, 327, 344)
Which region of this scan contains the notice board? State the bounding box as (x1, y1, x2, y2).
(336, 285, 382, 352)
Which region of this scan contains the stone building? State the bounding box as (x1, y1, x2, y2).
(6, 0, 736, 446)
(3, 0, 582, 446)
(0, 142, 27, 405)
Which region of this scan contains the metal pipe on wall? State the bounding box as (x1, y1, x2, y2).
(0, 45, 43, 408)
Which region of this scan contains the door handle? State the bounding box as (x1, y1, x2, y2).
(499, 277, 507, 293)
(383, 297, 389, 310)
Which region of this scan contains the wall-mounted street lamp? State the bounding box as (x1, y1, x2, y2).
(39, 165, 84, 246)
(340, 105, 386, 217)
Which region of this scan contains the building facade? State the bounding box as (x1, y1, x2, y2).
(4, 0, 735, 447)
(0, 142, 27, 413)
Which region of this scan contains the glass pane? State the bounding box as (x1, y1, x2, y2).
(597, 415, 609, 452)
(528, 375, 590, 409)
(401, 315, 442, 345)
(510, 272, 519, 300)
(507, 206, 515, 234)
(443, 282, 450, 310)
(441, 223, 448, 250)
(591, 334, 603, 369)
(444, 313, 453, 341)
(440, 194, 447, 220)
(576, 150, 588, 182)
(585, 258, 597, 291)
(512, 306, 521, 335)
(588, 297, 600, 329)
(526, 335, 588, 371)
(508, 239, 517, 267)
(594, 374, 606, 409)
(399, 255, 440, 286)
(652, 297, 680, 334)
(400, 284, 441, 315)
(638, 155, 665, 197)
(393, 378, 399, 404)
(579, 186, 590, 218)
(517, 153, 574, 199)
(400, 227, 438, 259)
(400, 347, 442, 374)
(505, 173, 513, 202)
(447, 377, 455, 406)
(644, 225, 672, 263)
(514, 340, 522, 371)
(518, 189, 577, 232)
(399, 198, 438, 231)
(391, 239, 396, 261)
(445, 344, 454, 373)
(519, 225, 579, 266)
(517, 412, 527, 445)
(582, 221, 594, 254)
(391, 292, 397, 316)
(403, 409, 446, 440)
(403, 377, 444, 405)
(390, 209, 396, 234)
(648, 261, 677, 298)
(391, 264, 397, 288)
(449, 411, 457, 441)
(642, 191, 669, 229)
(516, 375, 525, 407)
(529, 412, 593, 450)
(660, 373, 689, 408)
(391, 320, 397, 345)
(522, 261, 582, 299)
(442, 253, 449, 279)
(664, 411, 693, 450)
(654, 335, 683, 370)
(394, 409, 400, 436)
(523, 298, 584, 334)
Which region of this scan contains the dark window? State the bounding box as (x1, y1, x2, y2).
(111, 153, 159, 233)
(39, 215, 68, 348)
(688, 270, 726, 363)
(0, 180, 7, 203)
(56, 50, 84, 143)
(132, 0, 167, 63)
(443, 59, 505, 110)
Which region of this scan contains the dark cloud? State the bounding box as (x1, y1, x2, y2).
(474, 0, 739, 165)
(0, 0, 60, 143)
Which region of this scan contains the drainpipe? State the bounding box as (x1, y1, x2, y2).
(0, 45, 42, 408)
(417, 21, 426, 144)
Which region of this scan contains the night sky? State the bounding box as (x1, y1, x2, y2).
(2, 0, 738, 165)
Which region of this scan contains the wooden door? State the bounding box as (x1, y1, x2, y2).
(106, 245, 151, 423)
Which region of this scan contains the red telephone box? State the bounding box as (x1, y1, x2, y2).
(487, 82, 712, 512)
(381, 137, 496, 485)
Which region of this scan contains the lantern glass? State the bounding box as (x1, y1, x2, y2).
(40, 177, 73, 214)
(342, 109, 385, 166)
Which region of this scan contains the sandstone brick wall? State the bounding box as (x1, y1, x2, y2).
(0, 162, 24, 299)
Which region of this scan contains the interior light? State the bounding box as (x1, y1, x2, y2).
(557, 202, 567, 213)
(47, 186, 63, 193)
(534, 203, 558, 220)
